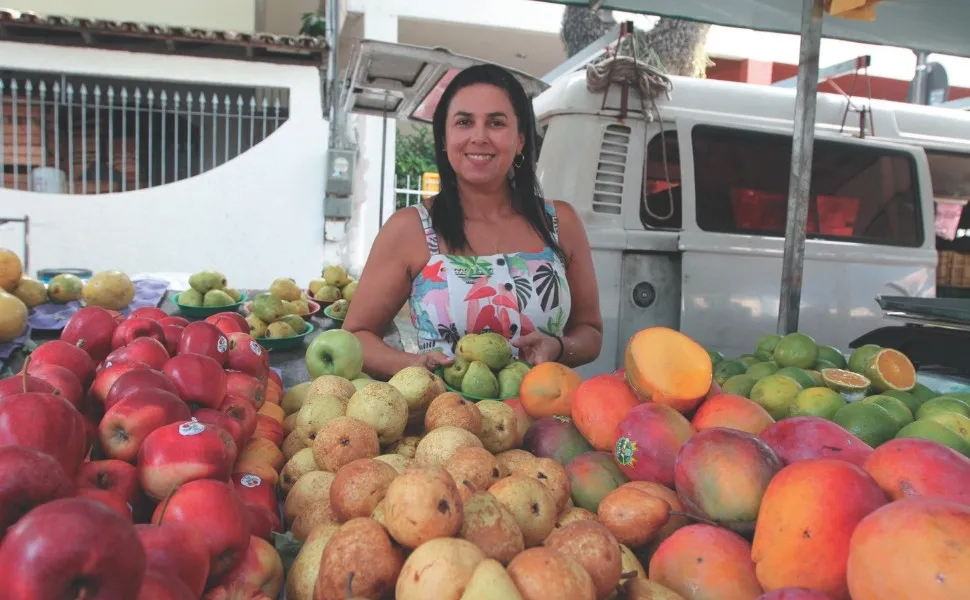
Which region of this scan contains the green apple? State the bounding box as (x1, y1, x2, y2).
(305, 328, 364, 380)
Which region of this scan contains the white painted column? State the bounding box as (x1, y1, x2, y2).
(346, 3, 398, 276)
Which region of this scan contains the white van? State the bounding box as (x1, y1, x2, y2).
(342, 40, 970, 377)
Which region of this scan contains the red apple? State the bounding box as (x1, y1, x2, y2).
(163, 353, 228, 409)
(129, 306, 168, 322)
(111, 317, 165, 351)
(0, 392, 88, 476)
(267, 369, 283, 389)
(76, 459, 140, 505)
(0, 372, 56, 399)
(60, 305, 119, 364)
(226, 333, 270, 379)
(207, 582, 273, 600)
(220, 394, 258, 444)
(0, 445, 75, 537)
(243, 504, 283, 543)
(225, 371, 266, 409)
(150, 478, 252, 580)
(231, 472, 278, 517)
(22, 361, 83, 408)
(0, 497, 146, 599)
(89, 361, 151, 407)
(207, 312, 249, 336)
(178, 321, 230, 366)
(160, 316, 190, 327)
(207, 311, 249, 332)
(105, 336, 170, 371)
(100, 388, 191, 463)
(77, 487, 133, 521)
(214, 535, 284, 598)
(104, 367, 180, 411)
(136, 522, 211, 597)
(28, 339, 97, 387)
(193, 408, 246, 453)
(252, 415, 284, 448)
(137, 419, 237, 500)
(138, 569, 197, 600)
(162, 324, 185, 356)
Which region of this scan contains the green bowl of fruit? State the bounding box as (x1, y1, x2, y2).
(434, 332, 533, 402)
(255, 321, 315, 351)
(172, 292, 247, 319)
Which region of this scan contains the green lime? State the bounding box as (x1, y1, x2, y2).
(750, 373, 804, 420)
(909, 382, 940, 403)
(737, 354, 760, 368)
(788, 387, 847, 420)
(805, 369, 825, 387)
(832, 402, 900, 447)
(864, 348, 917, 393)
(880, 389, 923, 415)
(775, 366, 818, 389)
(714, 360, 747, 385)
(916, 396, 970, 420)
(816, 344, 848, 369)
(921, 412, 970, 445)
(708, 350, 725, 365)
(821, 368, 872, 403)
(896, 420, 970, 458)
(746, 361, 780, 382)
(861, 395, 913, 429)
(755, 334, 782, 362)
(847, 344, 881, 374)
(721, 374, 756, 398)
(773, 332, 819, 369)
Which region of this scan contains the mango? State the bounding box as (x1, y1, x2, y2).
(674, 428, 783, 535)
(649, 524, 764, 600)
(862, 437, 970, 504)
(751, 459, 888, 599)
(523, 416, 594, 467)
(613, 403, 695, 487)
(847, 498, 970, 600)
(759, 416, 873, 468)
(756, 590, 835, 600)
(691, 394, 775, 435)
(565, 451, 628, 513)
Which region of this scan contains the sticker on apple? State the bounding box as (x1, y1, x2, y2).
(240, 474, 262, 488)
(249, 340, 263, 356)
(179, 421, 205, 436)
(218, 336, 228, 354)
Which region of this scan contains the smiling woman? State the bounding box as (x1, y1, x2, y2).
(343, 64, 604, 381)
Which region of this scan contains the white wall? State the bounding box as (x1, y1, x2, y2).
(0, 41, 331, 290)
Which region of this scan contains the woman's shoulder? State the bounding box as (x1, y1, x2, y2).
(546, 200, 584, 232)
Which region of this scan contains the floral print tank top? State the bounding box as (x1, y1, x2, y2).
(408, 201, 572, 358)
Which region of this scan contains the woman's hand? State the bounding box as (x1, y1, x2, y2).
(409, 351, 454, 372)
(511, 332, 563, 365)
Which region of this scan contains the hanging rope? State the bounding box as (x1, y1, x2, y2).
(584, 30, 676, 222)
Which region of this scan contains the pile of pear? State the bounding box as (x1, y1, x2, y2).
(443, 332, 531, 399)
(309, 264, 357, 319)
(179, 270, 243, 307)
(247, 278, 313, 339)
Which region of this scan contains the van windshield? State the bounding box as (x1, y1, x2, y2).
(675, 125, 923, 247)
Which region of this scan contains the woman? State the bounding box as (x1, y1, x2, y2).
(343, 63, 603, 381)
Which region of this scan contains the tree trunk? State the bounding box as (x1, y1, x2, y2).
(560, 7, 712, 78)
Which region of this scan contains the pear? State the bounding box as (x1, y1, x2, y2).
(188, 270, 227, 294)
(460, 559, 523, 600)
(246, 314, 267, 338)
(323, 264, 348, 286)
(252, 292, 285, 322)
(458, 332, 513, 371)
(497, 366, 526, 398)
(266, 321, 296, 338)
(203, 289, 234, 307)
(12, 277, 47, 308)
(269, 277, 302, 301)
(280, 314, 307, 335)
(179, 289, 204, 307)
(308, 277, 328, 295)
(281, 300, 300, 316)
(462, 361, 500, 399)
(443, 357, 470, 390)
(342, 280, 358, 302)
(293, 299, 311, 316)
(224, 287, 242, 302)
(281, 381, 312, 415)
(313, 285, 342, 303)
(330, 299, 350, 319)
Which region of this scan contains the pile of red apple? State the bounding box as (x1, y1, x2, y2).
(0, 304, 289, 599)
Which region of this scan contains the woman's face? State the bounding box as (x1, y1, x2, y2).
(444, 83, 525, 189)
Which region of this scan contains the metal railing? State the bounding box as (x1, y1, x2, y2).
(395, 174, 435, 209)
(1, 70, 290, 194)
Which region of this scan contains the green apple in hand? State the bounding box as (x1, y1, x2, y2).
(305, 329, 364, 380)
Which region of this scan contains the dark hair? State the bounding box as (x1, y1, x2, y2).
(430, 64, 567, 264)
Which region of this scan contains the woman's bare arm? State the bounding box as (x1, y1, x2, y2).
(342, 208, 426, 380)
(553, 200, 604, 367)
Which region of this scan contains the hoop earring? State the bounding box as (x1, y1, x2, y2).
(513, 153, 525, 168)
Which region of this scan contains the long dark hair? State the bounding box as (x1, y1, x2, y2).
(429, 64, 567, 264)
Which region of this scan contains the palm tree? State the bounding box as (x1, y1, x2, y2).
(560, 7, 712, 78)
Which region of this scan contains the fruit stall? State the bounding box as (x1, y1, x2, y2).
(1, 245, 970, 600)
